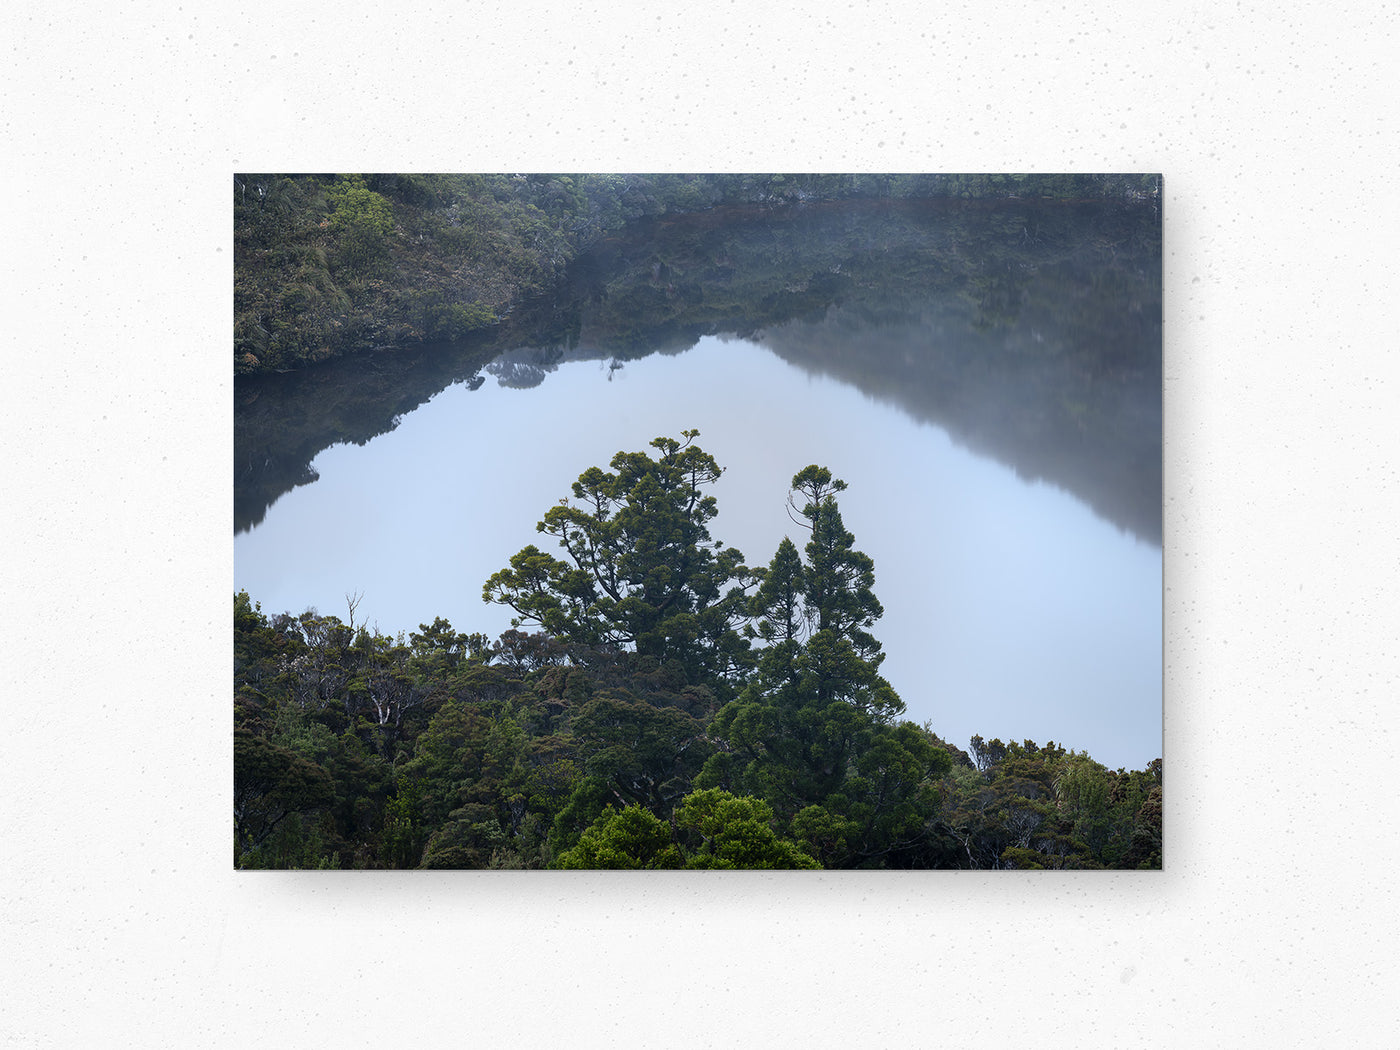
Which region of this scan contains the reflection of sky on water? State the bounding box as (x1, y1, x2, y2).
(234, 335, 1161, 771)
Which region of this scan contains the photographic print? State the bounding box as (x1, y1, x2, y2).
(234, 174, 1162, 870)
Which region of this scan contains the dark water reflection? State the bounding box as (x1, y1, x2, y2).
(238, 198, 1160, 541)
(234, 197, 1161, 768)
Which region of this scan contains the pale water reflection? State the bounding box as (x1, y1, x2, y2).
(234, 334, 1161, 770)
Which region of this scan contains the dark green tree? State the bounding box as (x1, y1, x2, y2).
(673, 789, 820, 869)
(1121, 785, 1163, 869)
(749, 536, 805, 645)
(234, 590, 304, 732)
(935, 739, 1161, 869)
(553, 804, 684, 870)
(394, 698, 549, 868)
(551, 789, 820, 869)
(483, 431, 755, 690)
(380, 779, 427, 868)
(699, 468, 949, 865)
(789, 467, 880, 650)
(234, 728, 335, 865)
(782, 466, 902, 719)
(568, 693, 711, 814)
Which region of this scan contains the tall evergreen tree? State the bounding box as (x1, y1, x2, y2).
(699, 467, 946, 866)
(781, 465, 901, 719)
(791, 467, 882, 655)
(483, 431, 755, 690)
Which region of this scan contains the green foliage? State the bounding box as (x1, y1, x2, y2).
(234, 728, 336, 866)
(790, 469, 874, 640)
(1122, 785, 1163, 869)
(933, 738, 1161, 869)
(969, 734, 1008, 772)
(234, 590, 304, 729)
(554, 804, 684, 869)
(419, 807, 514, 869)
(702, 468, 901, 810)
(552, 790, 819, 869)
(234, 409, 1161, 868)
(409, 288, 497, 341)
(234, 173, 575, 373)
(570, 693, 711, 814)
(768, 466, 900, 718)
(326, 174, 395, 269)
(484, 431, 755, 689)
(674, 789, 820, 869)
(380, 780, 426, 868)
(748, 537, 805, 645)
(695, 470, 962, 866)
(235, 173, 1159, 375)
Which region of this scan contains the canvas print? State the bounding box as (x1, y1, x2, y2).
(234, 174, 1162, 869)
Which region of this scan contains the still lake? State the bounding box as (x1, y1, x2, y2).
(234, 198, 1162, 771)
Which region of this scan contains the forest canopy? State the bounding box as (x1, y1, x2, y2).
(234, 432, 1162, 870)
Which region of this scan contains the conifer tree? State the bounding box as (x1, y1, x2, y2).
(483, 431, 754, 689)
(700, 467, 945, 866)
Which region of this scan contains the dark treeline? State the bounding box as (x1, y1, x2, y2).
(236, 194, 1161, 541)
(234, 173, 1160, 375)
(234, 432, 1162, 870)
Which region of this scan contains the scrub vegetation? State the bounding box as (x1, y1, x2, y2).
(235, 174, 1162, 869)
(234, 173, 1160, 375)
(235, 432, 1162, 870)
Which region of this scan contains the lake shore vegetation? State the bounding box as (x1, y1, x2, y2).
(234, 432, 1162, 870)
(234, 173, 1160, 376)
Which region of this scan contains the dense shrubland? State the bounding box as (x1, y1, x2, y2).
(234, 432, 1162, 869)
(234, 173, 1160, 375)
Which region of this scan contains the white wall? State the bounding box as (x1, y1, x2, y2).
(4, 2, 1398, 1045)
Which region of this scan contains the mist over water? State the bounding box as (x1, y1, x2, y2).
(236, 336, 1160, 769)
(235, 198, 1162, 770)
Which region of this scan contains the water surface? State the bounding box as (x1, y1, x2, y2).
(234, 198, 1162, 769)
